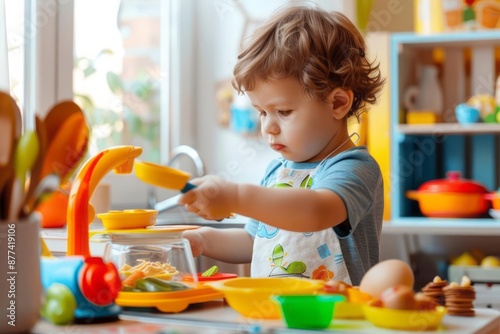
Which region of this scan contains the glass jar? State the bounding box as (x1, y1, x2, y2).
(103, 230, 198, 287)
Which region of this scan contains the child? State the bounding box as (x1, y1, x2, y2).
(179, 4, 384, 285)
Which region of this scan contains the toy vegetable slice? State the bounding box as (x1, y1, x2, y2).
(201, 265, 218, 277)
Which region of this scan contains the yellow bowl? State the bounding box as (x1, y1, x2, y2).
(363, 305, 447, 331)
(334, 301, 365, 319)
(206, 277, 324, 319)
(327, 287, 372, 319)
(97, 209, 158, 229)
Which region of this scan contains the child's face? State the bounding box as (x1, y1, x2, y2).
(247, 77, 345, 163)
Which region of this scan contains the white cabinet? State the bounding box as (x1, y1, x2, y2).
(388, 31, 500, 231)
(383, 32, 500, 298)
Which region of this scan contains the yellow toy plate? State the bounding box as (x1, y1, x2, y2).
(363, 305, 446, 331)
(90, 225, 200, 238)
(134, 160, 191, 191)
(116, 283, 224, 313)
(97, 209, 158, 229)
(333, 287, 372, 319)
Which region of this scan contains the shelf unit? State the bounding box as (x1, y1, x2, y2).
(390, 31, 500, 227)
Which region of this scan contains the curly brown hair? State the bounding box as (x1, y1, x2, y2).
(232, 4, 384, 119)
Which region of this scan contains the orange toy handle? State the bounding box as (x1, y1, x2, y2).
(66, 146, 142, 257)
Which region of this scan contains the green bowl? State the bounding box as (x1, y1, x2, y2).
(273, 294, 346, 329)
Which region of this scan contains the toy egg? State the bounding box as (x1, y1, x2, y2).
(359, 259, 414, 299)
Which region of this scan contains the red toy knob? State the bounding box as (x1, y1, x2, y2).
(80, 257, 122, 306)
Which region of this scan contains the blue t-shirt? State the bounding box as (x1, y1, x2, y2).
(245, 146, 384, 285)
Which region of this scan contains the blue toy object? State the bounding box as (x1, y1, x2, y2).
(41, 256, 121, 324)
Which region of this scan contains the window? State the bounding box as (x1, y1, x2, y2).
(3, 1, 24, 106)
(4, 0, 194, 208)
(74, 0, 165, 162)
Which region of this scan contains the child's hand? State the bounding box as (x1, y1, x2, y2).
(179, 175, 237, 221)
(182, 229, 204, 257)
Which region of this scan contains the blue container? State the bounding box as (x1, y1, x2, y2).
(455, 103, 480, 124)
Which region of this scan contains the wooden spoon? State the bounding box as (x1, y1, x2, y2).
(7, 130, 39, 221)
(0, 92, 17, 220)
(40, 109, 89, 182)
(44, 100, 84, 143)
(23, 115, 48, 214)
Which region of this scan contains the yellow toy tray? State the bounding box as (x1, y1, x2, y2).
(116, 283, 224, 313)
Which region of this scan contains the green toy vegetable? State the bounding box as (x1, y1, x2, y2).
(134, 277, 190, 292)
(201, 265, 218, 277)
(40, 283, 77, 325)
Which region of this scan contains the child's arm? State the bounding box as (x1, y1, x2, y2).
(179, 176, 347, 232)
(182, 226, 254, 263)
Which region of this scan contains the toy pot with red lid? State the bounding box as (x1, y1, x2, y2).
(406, 171, 490, 218)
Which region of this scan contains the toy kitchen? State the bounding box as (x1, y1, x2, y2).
(31, 147, 500, 333)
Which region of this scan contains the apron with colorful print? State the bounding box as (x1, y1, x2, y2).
(250, 166, 352, 284)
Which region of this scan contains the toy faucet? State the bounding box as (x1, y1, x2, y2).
(67, 145, 142, 257)
(40, 146, 142, 324)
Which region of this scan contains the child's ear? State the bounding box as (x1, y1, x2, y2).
(326, 88, 354, 119)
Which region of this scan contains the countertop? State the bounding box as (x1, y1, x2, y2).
(37, 218, 500, 333)
(32, 301, 500, 333)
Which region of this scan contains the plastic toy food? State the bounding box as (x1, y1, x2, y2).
(119, 260, 179, 279)
(40, 283, 77, 325)
(323, 279, 351, 295)
(202, 265, 218, 277)
(125, 277, 191, 292)
(380, 285, 416, 310)
(359, 259, 414, 298)
(443, 276, 476, 316)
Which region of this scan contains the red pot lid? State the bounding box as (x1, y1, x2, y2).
(418, 171, 488, 193)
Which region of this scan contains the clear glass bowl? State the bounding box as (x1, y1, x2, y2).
(103, 231, 198, 288)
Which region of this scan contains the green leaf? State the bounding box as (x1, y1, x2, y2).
(74, 94, 94, 111)
(285, 261, 307, 274)
(83, 65, 96, 78)
(97, 48, 114, 57)
(201, 265, 218, 277)
(272, 244, 284, 266)
(106, 71, 124, 94)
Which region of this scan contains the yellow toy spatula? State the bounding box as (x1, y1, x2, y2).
(134, 160, 196, 193)
(135, 160, 235, 220)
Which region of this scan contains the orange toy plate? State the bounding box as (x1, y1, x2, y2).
(183, 273, 238, 282)
(115, 283, 223, 313)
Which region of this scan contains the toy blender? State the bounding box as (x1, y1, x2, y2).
(41, 145, 143, 324)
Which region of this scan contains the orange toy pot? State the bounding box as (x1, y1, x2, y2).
(485, 192, 500, 210)
(406, 171, 490, 218)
